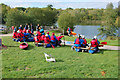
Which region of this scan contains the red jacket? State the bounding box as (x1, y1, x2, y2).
(13, 32, 18, 38)
(51, 35, 55, 40)
(44, 37, 51, 43)
(75, 38, 80, 44)
(91, 39, 97, 47)
(19, 29, 23, 33)
(67, 28, 72, 31)
(17, 33, 24, 38)
(28, 30, 31, 34)
(41, 35, 45, 41)
(37, 31, 41, 36)
(83, 38, 87, 45)
(23, 29, 27, 33)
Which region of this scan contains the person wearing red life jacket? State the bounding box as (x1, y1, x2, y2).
(67, 27, 72, 36)
(19, 25, 23, 33)
(56, 35, 64, 46)
(91, 38, 98, 47)
(94, 36, 100, 52)
(41, 33, 45, 43)
(51, 33, 58, 44)
(47, 32, 51, 39)
(44, 34, 51, 44)
(82, 35, 87, 47)
(71, 35, 81, 50)
(13, 30, 18, 38)
(34, 34, 39, 43)
(17, 30, 24, 42)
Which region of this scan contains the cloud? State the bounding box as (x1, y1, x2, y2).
(1, 2, 118, 9)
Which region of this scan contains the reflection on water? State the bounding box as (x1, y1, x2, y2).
(73, 25, 106, 39)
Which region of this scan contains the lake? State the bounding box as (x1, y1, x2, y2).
(73, 25, 106, 39)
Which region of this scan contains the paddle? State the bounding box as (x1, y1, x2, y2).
(51, 44, 55, 49)
(98, 45, 103, 47)
(101, 42, 107, 45)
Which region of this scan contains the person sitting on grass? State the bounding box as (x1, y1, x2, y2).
(67, 27, 72, 36)
(93, 36, 100, 52)
(13, 29, 18, 38)
(82, 35, 87, 47)
(90, 37, 100, 52)
(19, 25, 23, 33)
(41, 33, 45, 43)
(44, 34, 51, 44)
(47, 32, 51, 39)
(40, 26, 45, 35)
(51, 33, 58, 45)
(17, 30, 23, 42)
(71, 35, 82, 50)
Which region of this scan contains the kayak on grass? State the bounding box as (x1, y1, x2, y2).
(19, 43, 28, 49)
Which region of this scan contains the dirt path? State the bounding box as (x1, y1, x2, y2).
(0, 33, 12, 37)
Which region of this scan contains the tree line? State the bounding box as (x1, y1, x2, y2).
(0, 2, 119, 38)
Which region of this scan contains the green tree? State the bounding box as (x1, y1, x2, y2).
(98, 3, 118, 38)
(27, 7, 57, 26)
(0, 3, 11, 24)
(106, 2, 113, 9)
(57, 10, 75, 32)
(5, 8, 28, 27)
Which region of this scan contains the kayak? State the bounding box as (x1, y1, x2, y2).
(19, 43, 28, 49)
(70, 32, 76, 35)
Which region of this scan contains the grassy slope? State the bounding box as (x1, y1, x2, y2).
(2, 36, 118, 78)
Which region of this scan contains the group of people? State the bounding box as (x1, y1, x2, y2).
(34, 31, 63, 46)
(13, 24, 34, 42)
(72, 34, 100, 52)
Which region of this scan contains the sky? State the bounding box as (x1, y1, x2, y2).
(0, 0, 119, 9)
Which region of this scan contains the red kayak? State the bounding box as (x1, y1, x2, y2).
(19, 43, 28, 49)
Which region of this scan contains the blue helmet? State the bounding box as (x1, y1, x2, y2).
(19, 27, 22, 29)
(25, 27, 27, 29)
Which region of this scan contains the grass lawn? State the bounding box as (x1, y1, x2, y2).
(2, 36, 118, 78)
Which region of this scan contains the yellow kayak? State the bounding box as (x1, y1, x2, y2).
(70, 31, 76, 35)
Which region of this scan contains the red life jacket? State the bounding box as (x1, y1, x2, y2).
(28, 30, 31, 34)
(75, 38, 80, 44)
(23, 29, 27, 33)
(44, 37, 50, 43)
(19, 29, 23, 33)
(41, 35, 45, 41)
(83, 38, 87, 45)
(91, 39, 97, 47)
(13, 32, 18, 38)
(95, 39, 99, 45)
(18, 33, 24, 38)
(51, 35, 55, 40)
(17, 33, 21, 38)
(37, 31, 41, 36)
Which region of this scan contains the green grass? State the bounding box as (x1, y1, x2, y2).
(2, 36, 118, 78)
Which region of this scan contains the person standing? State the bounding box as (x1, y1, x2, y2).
(25, 23, 28, 30)
(67, 27, 72, 36)
(30, 24, 34, 34)
(36, 24, 40, 31)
